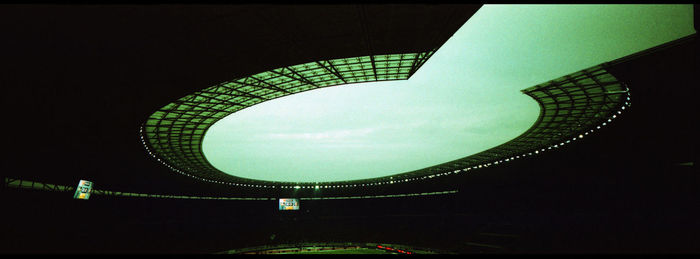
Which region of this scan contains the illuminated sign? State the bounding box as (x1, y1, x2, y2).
(73, 180, 93, 200)
(279, 198, 300, 210)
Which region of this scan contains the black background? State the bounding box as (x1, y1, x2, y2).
(1, 4, 697, 253)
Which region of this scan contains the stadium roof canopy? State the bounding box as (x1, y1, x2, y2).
(3, 4, 696, 194)
(139, 5, 694, 186)
(2, 4, 478, 190)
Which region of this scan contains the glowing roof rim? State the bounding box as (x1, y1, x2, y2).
(141, 51, 437, 184)
(140, 49, 630, 187)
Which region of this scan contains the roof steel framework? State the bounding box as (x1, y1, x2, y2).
(390, 64, 630, 181)
(140, 52, 630, 188)
(141, 51, 437, 185)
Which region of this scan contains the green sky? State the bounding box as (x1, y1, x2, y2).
(202, 5, 695, 183)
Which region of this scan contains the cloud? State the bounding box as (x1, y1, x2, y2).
(265, 127, 376, 141)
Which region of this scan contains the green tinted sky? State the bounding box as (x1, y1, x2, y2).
(203, 5, 695, 183)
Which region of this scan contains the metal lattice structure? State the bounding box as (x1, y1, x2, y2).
(140, 51, 436, 185)
(141, 51, 630, 188)
(388, 64, 631, 181)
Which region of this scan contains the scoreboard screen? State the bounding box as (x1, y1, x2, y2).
(73, 180, 93, 200)
(279, 198, 300, 210)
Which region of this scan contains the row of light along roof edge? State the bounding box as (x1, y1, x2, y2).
(373, 64, 629, 182)
(136, 16, 696, 189)
(140, 51, 437, 185)
(139, 52, 630, 188)
(290, 33, 699, 186)
(136, 6, 481, 187)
